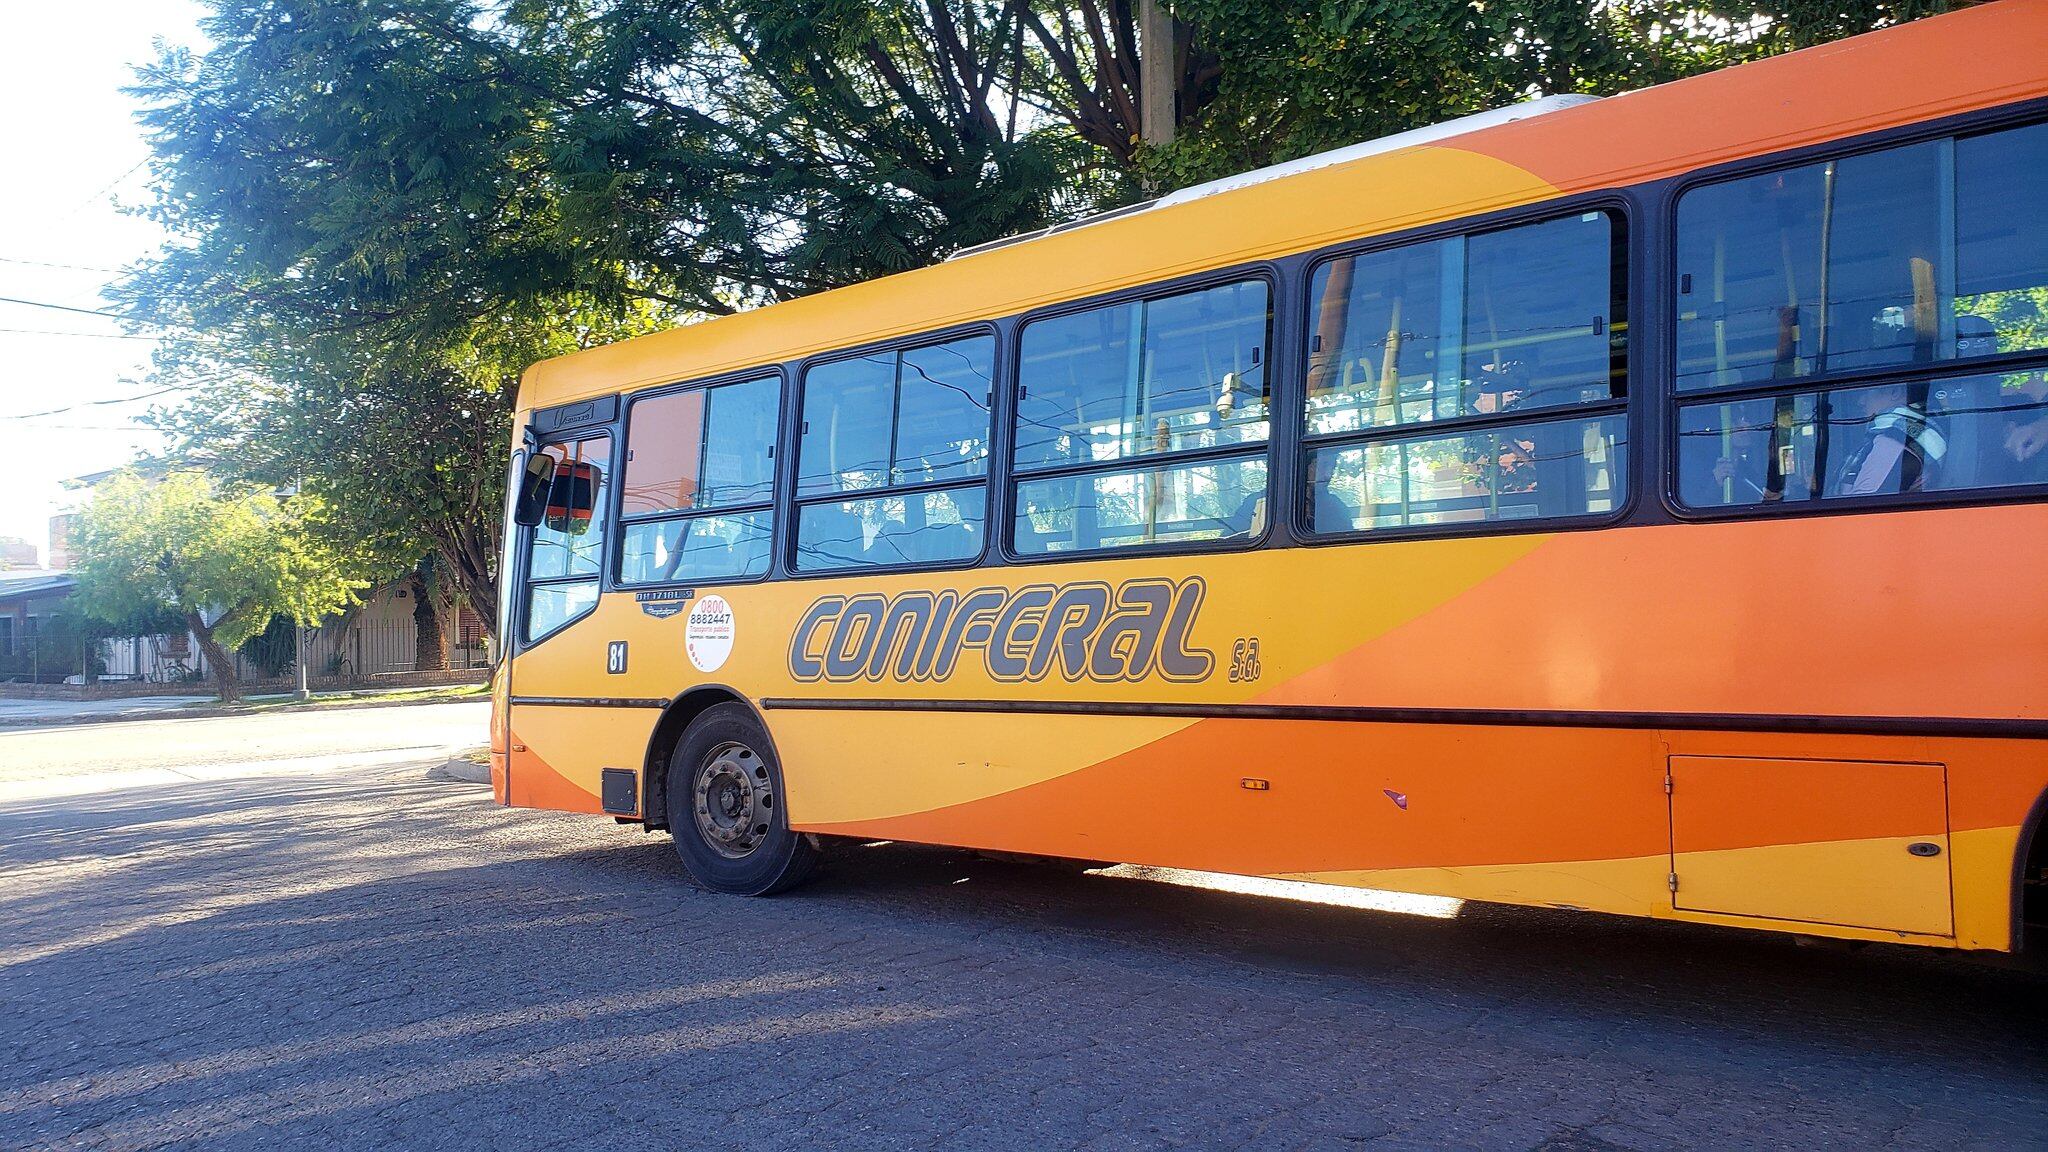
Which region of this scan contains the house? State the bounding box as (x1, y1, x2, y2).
(0, 571, 78, 681)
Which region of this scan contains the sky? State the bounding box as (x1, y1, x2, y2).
(0, 1, 208, 566)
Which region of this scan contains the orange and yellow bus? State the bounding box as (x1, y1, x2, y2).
(492, 1, 2048, 952)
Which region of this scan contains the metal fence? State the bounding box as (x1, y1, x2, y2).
(0, 632, 99, 686)
(15, 619, 495, 687)
(250, 620, 495, 681)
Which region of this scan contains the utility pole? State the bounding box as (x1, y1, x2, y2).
(1137, 0, 1179, 149)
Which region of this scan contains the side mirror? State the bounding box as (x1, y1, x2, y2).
(545, 460, 603, 536)
(513, 454, 555, 527)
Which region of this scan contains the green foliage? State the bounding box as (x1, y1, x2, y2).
(71, 472, 369, 650)
(1142, 0, 1961, 186)
(237, 615, 301, 678)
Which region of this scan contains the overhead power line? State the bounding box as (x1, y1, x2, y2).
(0, 385, 186, 421)
(53, 159, 151, 222)
(0, 326, 158, 341)
(0, 294, 192, 331)
(0, 255, 127, 274)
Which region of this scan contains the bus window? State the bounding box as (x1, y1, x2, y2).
(1010, 279, 1271, 556)
(1307, 415, 1626, 532)
(1676, 120, 2048, 394)
(1675, 119, 2048, 511)
(702, 378, 779, 507)
(1677, 370, 2048, 508)
(617, 376, 778, 588)
(1014, 456, 1267, 555)
(794, 333, 993, 572)
(1306, 212, 1624, 437)
(1955, 121, 2048, 359)
(524, 434, 609, 642)
(619, 511, 773, 585)
(1014, 280, 1269, 471)
(797, 488, 986, 570)
(526, 581, 600, 642)
(620, 389, 705, 516)
(528, 437, 609, 581)
(1304, 211, 1628, 537)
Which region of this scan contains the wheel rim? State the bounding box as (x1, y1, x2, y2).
(692, 740, 773, 859)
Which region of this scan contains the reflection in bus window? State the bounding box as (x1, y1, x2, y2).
(619, 511, 773, 585)
(701, 378, 780, 507)
(527, 436, 609, 580)
(524, 576, 599, 643)
(1305, 212, 1624, 436)
(795, 334, 992, 571)
(1677, 370, 2048, 507)
(617, 378, 776, 589)
(621, 377, 777, 517)
(1013, 456, 1268, 555)
(1676, 120, 2048, 392)
(799, 336, 992, 496)
(796, 488, 986, 571)
(1307, 415, 1626, 532)
(620, 390, 703, 516)
(1014, 280, 1270, 472)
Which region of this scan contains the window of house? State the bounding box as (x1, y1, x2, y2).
(1303, 211, 1629, 534)
(1011, 279, 1272, 555)
(794, 334, 993, 571)
(1675, 120, 2048, 508)
(617, 376, 778, 585)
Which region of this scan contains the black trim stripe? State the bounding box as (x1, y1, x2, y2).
(511, 695, 669, 709)
(757, 697, 2048, 740)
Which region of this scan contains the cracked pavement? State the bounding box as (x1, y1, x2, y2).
(1, 704, 2043, 1150)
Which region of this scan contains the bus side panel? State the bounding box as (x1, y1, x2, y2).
(771, 505, 2048, 950)
(780, 714, 2041, 949)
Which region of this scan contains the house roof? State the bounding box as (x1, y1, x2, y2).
(0, 572, 76, 605)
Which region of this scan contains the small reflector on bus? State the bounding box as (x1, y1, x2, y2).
(1240, 778, 1270, 791)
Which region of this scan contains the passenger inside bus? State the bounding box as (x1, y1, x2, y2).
(1831, 381, 1945, 497)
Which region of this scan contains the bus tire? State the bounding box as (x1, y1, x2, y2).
(664, 703, 817, 896)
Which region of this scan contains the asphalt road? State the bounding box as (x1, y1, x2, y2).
(1, 705, 2043, 1151)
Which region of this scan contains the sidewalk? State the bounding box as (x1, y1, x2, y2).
(0, 684, 487, 729)
(0, 695, 215, 726)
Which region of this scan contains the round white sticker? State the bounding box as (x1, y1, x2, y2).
(685, 595, 735, 673)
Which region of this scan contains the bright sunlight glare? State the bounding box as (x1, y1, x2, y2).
(1089, 864, 1466, 919)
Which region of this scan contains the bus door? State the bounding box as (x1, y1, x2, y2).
(505, 429, 618, 814)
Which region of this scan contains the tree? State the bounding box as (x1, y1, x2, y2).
(70, 472, 370, 702)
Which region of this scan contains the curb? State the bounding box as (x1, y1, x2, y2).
(433, 756, 493, 785)
(0, 690, 490, 731)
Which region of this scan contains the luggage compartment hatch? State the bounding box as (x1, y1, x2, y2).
(1668, 756, 1952, 937)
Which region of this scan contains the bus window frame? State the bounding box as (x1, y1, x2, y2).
(610, 367, 786, 593)
(1291, 194, 1639, 547)
(1660, 101, 2048, 524)
(519, 428, 618, 649)
(998, 263, 1282, 566)
(787, 321, 1002, 579)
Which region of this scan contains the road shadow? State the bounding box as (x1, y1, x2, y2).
(3, 770, 2043, 1151)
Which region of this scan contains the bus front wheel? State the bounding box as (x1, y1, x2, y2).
(664, 703, 817, 896)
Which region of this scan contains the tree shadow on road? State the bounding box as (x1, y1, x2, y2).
(2, 771, 2043, 1151)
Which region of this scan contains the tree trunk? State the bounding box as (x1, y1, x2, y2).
(438, 531, 500, 653)
(409, 567, 449, 672)
(186, 611, 241, 704)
